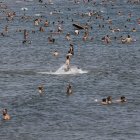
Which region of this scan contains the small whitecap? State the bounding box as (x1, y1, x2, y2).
(35, 14, 41, 16)
(133, 39, 136, 42)
(94, 99, 98, 102)
(21, 7, 28, 11)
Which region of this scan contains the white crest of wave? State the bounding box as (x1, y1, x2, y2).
(38, 64, 88, 75)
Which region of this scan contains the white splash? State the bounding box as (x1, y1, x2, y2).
(21, 7, 28, 11)
(38, 64, 88, 75)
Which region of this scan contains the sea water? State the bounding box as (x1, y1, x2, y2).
(0, 0, 140, 140)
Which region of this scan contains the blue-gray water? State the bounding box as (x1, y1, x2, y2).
(0, 0, 140, 139)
